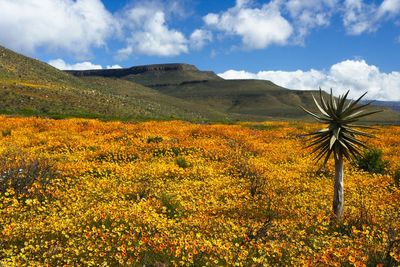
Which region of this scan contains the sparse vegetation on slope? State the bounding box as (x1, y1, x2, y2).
(0, 46, 226, 121)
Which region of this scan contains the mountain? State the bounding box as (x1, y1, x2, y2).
(0, 46, 225, 121)
(67, 63, 222, 87)
(1, 45, 399, 123)
(360, 100, 400, 112)
(67, 63, 400, 123)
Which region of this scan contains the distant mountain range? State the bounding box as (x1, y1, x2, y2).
(67, 62, 400, 123)
(360, 100, 400, 112)
(1, 45, 399, 123)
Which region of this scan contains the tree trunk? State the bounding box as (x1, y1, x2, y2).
(333, 151, 344, 221)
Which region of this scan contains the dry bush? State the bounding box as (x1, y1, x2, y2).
(0, 151, 58, 198)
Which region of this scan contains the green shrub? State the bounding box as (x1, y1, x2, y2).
(176, 156, 190, 169)
(245, 124, 280, 131)
(394, 168, 400, 188)
(146, 136, 163, 143)
(355, 148, 388, 174)
(160, 193, 183, 219)
(95, 151, 138, 163)
(137, 175, 152, 200)
(0, 153, 58, 197)
(229, 158, 266, 197)
(2, 129, 12, 137)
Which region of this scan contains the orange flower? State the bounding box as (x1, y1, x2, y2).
(348, 255, 356, 263)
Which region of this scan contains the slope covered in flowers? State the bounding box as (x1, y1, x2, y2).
(0, 116, 399, 266)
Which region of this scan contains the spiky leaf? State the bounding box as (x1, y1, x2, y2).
(303, 88, 381, 164)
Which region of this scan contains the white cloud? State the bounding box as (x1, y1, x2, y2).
(1, 0, 398, 60)
(343, 0, 377, 35)
(203, 0, 293, 49)
(218, 59, 400, 101)
(0, 0, 117, 58)
(117, 4, 188, 58)
(218, 69, 257, 79)
(204, 13, 219, 25)
(190, 29, 213, 50)
(377, 0, 400, 18)
(48, 59, 123, 70)
(48, 59, 103, 70)
(343, 0, 400, 35)
(203, 0, 400, 48)
(283, 0, 338, 42)
(106, 65, 122, 69)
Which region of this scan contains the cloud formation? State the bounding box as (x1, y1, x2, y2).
(190, 29, 213, 50)
(0, 0, 198, 58)
(0, 0, 399, 59)
(203, 0, 293, 49)
(106, 65, 123, 69)
(343, 0, 400, 35)
(218, 59, 400, 101)
(282, 0, 338, 42)
(203, 0, 400, 48)
(202, 0, 338, 48)
(48, 59, 122, 70)
(117, 3, 188, 58)
(0, 0, 116, 58)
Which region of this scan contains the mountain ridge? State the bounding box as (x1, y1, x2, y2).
(66, 63, 222, 87)
(0, 45, 399, 123)
(66, 63, 201, 78)
(67, 64, 400, 123)
(360, 100, 400, 112)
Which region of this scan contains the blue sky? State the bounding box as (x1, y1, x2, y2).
(0, 0, 399, 100)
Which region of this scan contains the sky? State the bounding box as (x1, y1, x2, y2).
(0, 0, 399, 100)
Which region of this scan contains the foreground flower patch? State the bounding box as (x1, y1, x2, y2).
(0, 116, 399, 266)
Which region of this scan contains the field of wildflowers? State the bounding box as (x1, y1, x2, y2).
(0, 116, 399, 266)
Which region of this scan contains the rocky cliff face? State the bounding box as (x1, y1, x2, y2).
(66, 63, 199, 78)
(132, 63, 198, 72)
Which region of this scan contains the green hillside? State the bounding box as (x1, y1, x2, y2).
(153, 80, 400, 122)
(150, 79, 304, 118)
(78, 76, 226, 120)
(1, 45, 398, 123)
(0, 46, 225, 121)
(69, 64, 400, 123)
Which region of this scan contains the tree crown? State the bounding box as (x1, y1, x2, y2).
(302, 88, 381, 165)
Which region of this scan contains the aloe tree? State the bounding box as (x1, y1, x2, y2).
(302, 88, 380, 221)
